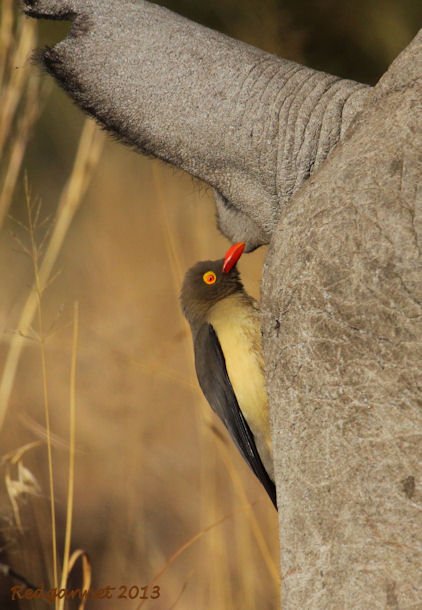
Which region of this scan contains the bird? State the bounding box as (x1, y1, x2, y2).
(180, 242, 276, 509)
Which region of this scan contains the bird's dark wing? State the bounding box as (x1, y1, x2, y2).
(194, 323, 277, 509)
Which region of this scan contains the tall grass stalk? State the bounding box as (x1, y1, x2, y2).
(25, 184, 59, 593)
(0, 5, 39, 228)
(0, 118, 105, 430)
(0, 73, 42, 226)
(66, 550, 92, 610)
(58, 302, 79, 610)
(0, 7, 36, 152)
(0, 0, 14, 88)
(152, 163, 228, 606)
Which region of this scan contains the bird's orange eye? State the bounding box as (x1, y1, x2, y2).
(203, 271, 217, 285)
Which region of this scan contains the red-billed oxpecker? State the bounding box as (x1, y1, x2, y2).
(181, 243, 276, 509)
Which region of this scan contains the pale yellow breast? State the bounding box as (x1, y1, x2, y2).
(207, 294, 273, 476)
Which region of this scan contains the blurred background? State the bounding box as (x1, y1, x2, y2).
(0, 1, 420, 609)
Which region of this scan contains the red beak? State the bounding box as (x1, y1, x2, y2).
(222, 242, 245, 273)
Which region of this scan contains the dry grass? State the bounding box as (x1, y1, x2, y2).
(0, 5, 279, 610)
(0, 119, 106, 429)
(0, 0, 41, 228)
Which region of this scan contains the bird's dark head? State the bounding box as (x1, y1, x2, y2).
(181, 243, 245, 328)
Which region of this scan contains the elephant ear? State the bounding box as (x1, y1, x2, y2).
(23, 0, 370, 248)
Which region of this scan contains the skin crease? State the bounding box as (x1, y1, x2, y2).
(180, 258, 275, 501)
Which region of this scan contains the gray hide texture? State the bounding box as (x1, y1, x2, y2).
(262, 31, 422, 609)
(21, 0, 422, 607)
(22, 0, 370, 250)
